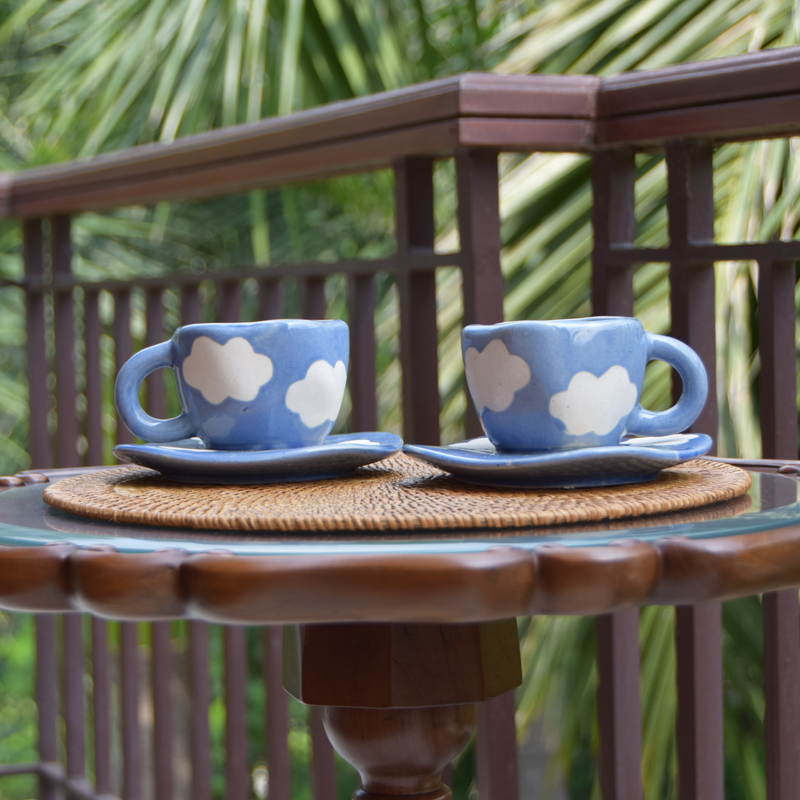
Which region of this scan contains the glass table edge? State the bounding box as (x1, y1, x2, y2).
(0, 471, 797, 556)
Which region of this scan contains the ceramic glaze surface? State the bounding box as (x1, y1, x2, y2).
(115, 319, 349, 450)
(181, 336, 274, 403)
(285, 360, 349, 428)
(403, 433, 713, 488)
(462, 317, 707, 453)
(113, 432, 403, 484)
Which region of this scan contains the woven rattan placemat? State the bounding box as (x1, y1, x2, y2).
(43, 454, 752, 533)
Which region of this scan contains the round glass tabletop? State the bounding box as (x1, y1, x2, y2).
(0, 470, 798, 556)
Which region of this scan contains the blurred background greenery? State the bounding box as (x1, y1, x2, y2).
(0, 0, 799, 797)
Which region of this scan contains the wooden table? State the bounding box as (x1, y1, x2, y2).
(2, 465, 800, 799)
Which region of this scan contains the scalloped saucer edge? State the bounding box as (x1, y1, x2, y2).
(402, 433, 713, 488)
(113, 432, 403, 484)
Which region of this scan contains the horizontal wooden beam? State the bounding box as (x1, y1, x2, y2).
(10, 120, 457, 216)
(3, 73, 598, 218)
(2, 45, 800, 217)
(0, 251, 463, 292)
(598, 46, 800, 118)
(601, 241, 800, 264)
(597, 91, 800, 147)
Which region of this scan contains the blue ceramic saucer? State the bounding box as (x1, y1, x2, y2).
(113, 432, 403, 485)
(402, 433, 713, 489)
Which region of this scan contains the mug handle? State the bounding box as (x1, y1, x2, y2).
(114, 341, 195, 442)
(627, 333, 708, 437)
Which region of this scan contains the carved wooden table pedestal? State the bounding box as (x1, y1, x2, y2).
(284, 620, 521, 799)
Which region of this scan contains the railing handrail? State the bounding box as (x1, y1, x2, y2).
(2, 45, 800, 219)
(0, 250, 462, 291)
(599, 44, 800, 113)
(0, 72, 598, 218)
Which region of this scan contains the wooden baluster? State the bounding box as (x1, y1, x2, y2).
(592, 149, 643, 800)
(591, 149, 637, 317)
(36, 616, 58, 800)
(441, 763, 453, 792)
(311, 707, 337, 800)
(265, 627, 291, 800)
(258, 277, 282, 320)
(63, 614, 86, 787)
(84, 289, 104, 466)
(675, 604, 724, 800)
(91, 617, 113, 796)
(666, 140, 724, 800)
(476, 691, 519, 800)
(759, 257, 798, 460)
(597, 609, 643, 800)
(225, 626, 249, 800)
(219, 279, 242, 323)
(121, 621, 141, 800)
(395, 157, 439, 446)
(114, 289, 134, 446)
(145, 287, 167, 421)
(51, 215, 79, 467)
(302, 276, 326, 320)
(152, 622, 174, 800)
(348, 274, 378, 431)
(189, 621, 213, 800)
(456, 149, 504, 439)
(24, 218, 53, 469)
(760, 472, 800, 800)
(759, 252, 800, 800)
(763, 587, 800, 800)
(666, 140, 717, 447)
(182, 283, 203, 326)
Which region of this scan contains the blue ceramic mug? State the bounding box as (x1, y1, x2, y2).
(115, 319, 349, 451)
(462, 317, 707, 453)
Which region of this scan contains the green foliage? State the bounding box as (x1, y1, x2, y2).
(516, 599, 778, 800)
(0, 613, 38, 799)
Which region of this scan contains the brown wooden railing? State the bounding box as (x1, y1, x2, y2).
(2, 44, 800, 800)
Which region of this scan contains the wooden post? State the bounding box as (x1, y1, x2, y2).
(592, 149, 637, 317)
(395, 157, 440, 445)
(24, 218, 52, 469)
(349, 274, 378, 431)
(675, 603, 724, 800)
(666, 141, 717, 448)
(51, 214, 79, 466)
(597, 609, 643, 800)
(457, 149, 504, 439)
(592, 150, 643, 800)
(758, 257, 798, 460)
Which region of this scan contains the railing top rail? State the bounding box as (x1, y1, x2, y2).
(599, 45, 800, 116)
(2, 45, 800, 218)
(597, 44, 800, 147)
(1, 72, 598, 218)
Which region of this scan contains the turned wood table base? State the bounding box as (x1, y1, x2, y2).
(325, 705, 476, 799)
(283, 620, 522, 799)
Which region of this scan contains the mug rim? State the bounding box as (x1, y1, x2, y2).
(173, 318, 345, 332)
(464, 316, 642, 333)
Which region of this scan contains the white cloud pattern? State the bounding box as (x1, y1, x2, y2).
(465, 339, 531, 412)
(182, 336, 273, 404)
(285, 360, 347, 428)
(549, 365, 638, 436)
